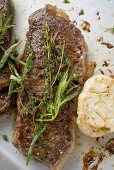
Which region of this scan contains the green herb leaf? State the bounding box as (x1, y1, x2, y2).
(55, 70, 71, 97)
(28, 93, 37, 107)
(9, 67, 24, 95)
(53, 71, 79, 120)
(10, 84, 24, 94)
(26, 123, 46, 166)
(37, 70, 80, 122)
(8, 80, 16, 98)
(8, 44, 33, 96)
(10, 55, 25, 66)
(64, 0, 70, 3)
(10, 76, 24, 94)
(0, 41, 21, 72)
(23, 45, 34, 77)
(0, 14, 14, 40)
(61, 85, 83, 105)
(0, 134, 9, 142)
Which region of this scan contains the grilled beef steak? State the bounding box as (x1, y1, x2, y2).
(13, 5, 95, 170)
(0, 0, 13, 89)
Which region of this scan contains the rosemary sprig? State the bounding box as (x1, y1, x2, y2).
(0, 11, 14, 40)
(37, 70, 81, 122)
(0, 41, 25, 66)
(0, 41, 21, 72)
(26, 123, 46, 166)
(8, 44, 34, 97)
(37, 24, 81, 122)
(9, 67, 24, 94)
(23, 44, 34, 77)
(8, 79, 15, 98)
(52, 71, 81, 120)
(10, 55, 25, 66)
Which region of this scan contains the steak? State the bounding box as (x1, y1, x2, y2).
(13, 5, 95, 170)
(0, 0, 14, 89)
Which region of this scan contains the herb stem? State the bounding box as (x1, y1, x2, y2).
(23, 44, 34, 78)
(26, 123, 46, 166)
(0, 14, 14, 40)
(0, 41, 21, 72)
(66, 84, 79, 95)
(10, 55, 25, 66)
(51, 43, 65, 87)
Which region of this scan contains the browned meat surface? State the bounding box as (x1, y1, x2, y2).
(14, 93, 77, 170)
(13, 5, 95, 170)
(0, 0, 14, 89)
(0, 87, 16, 115)
(0, 87, 10, 113)
(0, 66, 12, 89)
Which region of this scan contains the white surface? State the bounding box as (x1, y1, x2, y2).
(0, 0, 114, 170)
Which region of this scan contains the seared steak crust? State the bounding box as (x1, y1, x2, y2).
(13, 5, 95, 169)
(14, 93, 76, 169)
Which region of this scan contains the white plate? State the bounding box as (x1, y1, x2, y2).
(0, 0, 114, 170)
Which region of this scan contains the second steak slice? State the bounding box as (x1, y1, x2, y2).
(13, 5, 95, 170)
